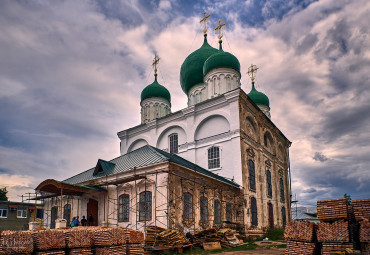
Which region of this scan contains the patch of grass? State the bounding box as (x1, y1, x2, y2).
(266, 228, 284, 241)
(271, 244, 287, 249)
(181, 242, 258, 254)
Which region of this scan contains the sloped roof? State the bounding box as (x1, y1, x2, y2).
(63, 145, 239, 188)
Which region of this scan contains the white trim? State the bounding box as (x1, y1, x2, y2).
(0, 208, 8, 218)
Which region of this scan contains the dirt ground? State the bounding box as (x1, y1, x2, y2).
(212, 240, 286, 255)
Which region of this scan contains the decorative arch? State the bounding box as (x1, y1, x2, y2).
(156, 125, 187, 150)
(245, 115, 258, 141)
(263, 130, 275, 153)
(194, 114, 230, 141)
(127, 139, 148, 153)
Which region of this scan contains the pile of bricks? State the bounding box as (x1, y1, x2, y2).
(284, 221, 318, 254)
(0, 226, 144, 255)
(354, 199, 370, 255)
(317, 198, 348, 221)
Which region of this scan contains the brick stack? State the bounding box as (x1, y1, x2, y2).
(284, 221, 317, 255)
(32, 229, 66, 255)
(124, 228, 145, 255)
(0, 230, 34, 255)
(65, 227, 94, 255)
(93, 227, 127, 255)
(353, 199, 370, 255)
(317, 198, 353, 254)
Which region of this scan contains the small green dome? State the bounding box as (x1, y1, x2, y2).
(248, 83, 269, 107)
(141, 76, 171, 104)
(203, 48, 240, 76)
(180, 35, 219, 94)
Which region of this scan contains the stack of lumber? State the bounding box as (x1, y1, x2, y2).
(65, 227, 94, 248)
(156, 229, 190, 246)
(285, 241, 316, 255)
(192, 228, 240, 248)
(321, 242, 353, 255)
(145, 225, 165, 246)
(32, 229, 66, 251)
(121, 228, 144, 243)
(95, 244, 126, 255)
(352, 199, 370, 221)
(67, 247, 93, 255)
(284, 221, 315, 242)
(0, 230, 34, 254)
(317, 198, 348, 221)
(317, 220, 350, 242)
(127, 243, 144, 255)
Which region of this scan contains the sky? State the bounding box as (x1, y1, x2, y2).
(0, 0, 369, 206)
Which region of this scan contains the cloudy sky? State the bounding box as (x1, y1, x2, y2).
(0, 0, 369, 205)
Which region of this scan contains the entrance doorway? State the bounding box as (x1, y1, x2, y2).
(51, 206, 58, 229)
(87, 198, 98, 226)
(268, 203, 274, 229)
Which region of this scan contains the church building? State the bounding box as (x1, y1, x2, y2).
(35, 15, 292, 234)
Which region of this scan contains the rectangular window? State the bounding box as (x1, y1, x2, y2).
(139, 191, 152, 221)
(183, 193, 193, 220)
(249, 160, 256, 190)
(280, 178, 285, 202)
(266, 170, 272, 197)
(226, 203, 232, 222)
(208, 147, 220, 169)
(214, 200, 221, 224)
(0, 209, 8, 218)
(251, 197, 258, 226)
(17, 209, 27, 218)
(119, 194, 130, 222)
(36, 209, 44, 219)
(169, 134, 178, 154)
(200, 197, 208, 223)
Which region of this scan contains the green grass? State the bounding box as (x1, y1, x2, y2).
(179, 242, 258, 254)
(266, 228, 284, 241)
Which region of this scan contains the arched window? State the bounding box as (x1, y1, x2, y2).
(118, 194, 130, 222)
(264, 134, 269, 147)
(251, 197, 258, 226)
(200, 196, 208, 223)
(280, 178, 285, 202)
(248, 160, 256, 190)
(208, 146, 220, 169)
(139, 191, 152, 221)
(169, 133, 178, 154)
(214, 200, 221, 224)
(282, 206, 286, 227)
(266, 170, 272, 197)
(226, 203, 232, 222)
(63, 204, 71, 226)
(183, 193, 193, 220)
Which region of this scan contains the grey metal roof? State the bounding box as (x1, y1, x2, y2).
(292, 207, 318, 221)
(63, 145, 239, 188)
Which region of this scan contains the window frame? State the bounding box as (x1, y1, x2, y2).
(139, 191, 152, 221)
(208, 146, 220, 169)
(0, 209, 8, 218)
(63, 204, 71, 225)
(169, 133, 178, 154)
(118, 194, 130, 222)
(251, 197, 258, 226)
(200, 196, 208, 223)
(17, 209, 27, 218)
(282, 206, 287, 227)
(226, 203, 232, 222)
(36, 208, 44, 219)
(266, 170, 272, 197)
(280, 178, 285, 202)
(248, 159, 256, 190)
(183, 193, 193, 221)
(214, 200, 221, 225)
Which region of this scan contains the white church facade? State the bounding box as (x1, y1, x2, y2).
(35, 16, 292, 234)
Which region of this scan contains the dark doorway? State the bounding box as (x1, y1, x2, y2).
(51, 206, 58, 229)
(268, 203, 274, 229)
(63, 204, 71, 226)
(87, 198, 98, 226)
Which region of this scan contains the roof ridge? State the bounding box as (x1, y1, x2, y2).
(147, 145, 170, 160)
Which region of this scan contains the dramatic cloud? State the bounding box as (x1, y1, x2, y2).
(0, 0, 369, 205)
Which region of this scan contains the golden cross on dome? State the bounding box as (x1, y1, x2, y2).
(152, 55, 160, 76)
(215, 19, 226, 41)
(247, 64, 259, 83)
(200, 12, 211, 35)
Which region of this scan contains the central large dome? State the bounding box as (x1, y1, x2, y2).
(180, 35, 218, 94)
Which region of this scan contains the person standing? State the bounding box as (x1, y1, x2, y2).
(88, 214, 94, 226)
(81, 216, 87, 226)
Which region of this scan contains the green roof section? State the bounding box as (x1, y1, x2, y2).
(63, 145, 239, 188)
(93, 159, 116, 176)
(180, 35, 219, 94)
(140, 76, 171, 104)
(247, 83, 270, 107)
(203, 47, 240, 76)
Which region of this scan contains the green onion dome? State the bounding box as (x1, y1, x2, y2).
(180, 35, 219, 94)
(141, 76, 171, 105)
(248, 83, 269, 107)
(203, 46, 240, 76)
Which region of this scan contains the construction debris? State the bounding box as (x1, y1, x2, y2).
(192, 228, 240, 248)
